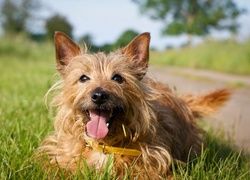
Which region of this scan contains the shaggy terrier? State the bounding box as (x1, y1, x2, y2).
(37, 32, 230, 179)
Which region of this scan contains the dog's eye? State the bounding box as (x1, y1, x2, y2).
(79, 75, 90, 83)
(112, 74, 124, 84)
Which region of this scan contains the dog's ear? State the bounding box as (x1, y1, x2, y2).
(54, 31, 81, 75)
(122, 32, 150, 80)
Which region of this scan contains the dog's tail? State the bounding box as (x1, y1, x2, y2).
(181, 89, 232, 118)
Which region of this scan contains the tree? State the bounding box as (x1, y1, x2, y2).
(99, 30, 139, 52)
(45, 14, 73, 40)
(79, 34, 94, 46)
(78, 34, 100, 52)
(132, 0, 244, 44)
(114, 30, 139, 48)
(0, 0, 40, 34)
(82, 30, 140, 53)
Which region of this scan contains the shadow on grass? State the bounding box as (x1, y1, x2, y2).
(173, 130, 250, 179)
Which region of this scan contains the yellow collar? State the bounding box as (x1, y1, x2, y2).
(85, 139, 141, 157)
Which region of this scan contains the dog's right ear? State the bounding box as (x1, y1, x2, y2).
(54, 31, 81, 75)
(122, 32, 150, 80)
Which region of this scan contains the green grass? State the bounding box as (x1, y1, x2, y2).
(0, 35, 55, 179)
(173, 132, 250, 179)
(0, 35, 249, 179)
(150, 39, 250, 75)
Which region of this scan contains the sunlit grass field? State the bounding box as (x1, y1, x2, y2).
(151, 39, 250, 75)
(0, 35, 249, 179)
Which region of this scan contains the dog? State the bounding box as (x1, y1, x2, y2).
(37, 31, 231, 179)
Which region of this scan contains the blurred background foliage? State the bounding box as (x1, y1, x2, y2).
(133, 0, 244, 44)
(0, 1, 249, 178)
(0, 0, 249, 74)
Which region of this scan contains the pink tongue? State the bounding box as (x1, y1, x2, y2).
(86, 110, 109, 139)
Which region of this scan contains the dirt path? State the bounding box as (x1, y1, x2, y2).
(149, 66, 250, 152)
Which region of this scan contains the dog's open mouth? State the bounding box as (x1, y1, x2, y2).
(86, 108, 120, 139)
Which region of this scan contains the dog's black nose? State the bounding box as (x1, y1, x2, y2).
(91, 89, 109, 105)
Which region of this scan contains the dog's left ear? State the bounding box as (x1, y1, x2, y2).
(54, 31, 81, 75)
(122, 32, 150, 80)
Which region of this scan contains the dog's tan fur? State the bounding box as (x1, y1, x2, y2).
(37, 32, 231, 179)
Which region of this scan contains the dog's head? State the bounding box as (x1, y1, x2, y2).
(54, 32, 152, 142)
